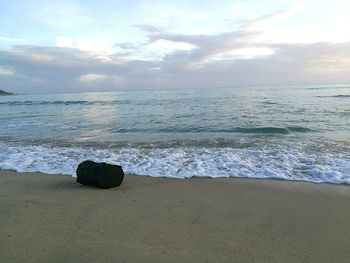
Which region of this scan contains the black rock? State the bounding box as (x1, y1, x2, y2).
(76, 160, 124, 189)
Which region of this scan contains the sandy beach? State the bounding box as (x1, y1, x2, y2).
(1, 170, 350, 263)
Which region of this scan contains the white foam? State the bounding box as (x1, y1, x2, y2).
(0, 142, 349, 184)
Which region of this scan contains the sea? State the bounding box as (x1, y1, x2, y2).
(0, 84, 350, 184)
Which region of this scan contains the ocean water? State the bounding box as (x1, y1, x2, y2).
(1, 85, 350, 184)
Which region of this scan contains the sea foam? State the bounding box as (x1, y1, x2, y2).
(0, 142, 349, 184)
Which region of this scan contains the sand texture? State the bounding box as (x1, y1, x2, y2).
(1, 170, 350, 263)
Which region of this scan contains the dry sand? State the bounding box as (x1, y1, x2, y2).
(1, 169, 350, 263)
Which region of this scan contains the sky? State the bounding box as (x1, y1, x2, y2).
(1, 0, 350, 93)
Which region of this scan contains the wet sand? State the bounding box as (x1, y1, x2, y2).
(1, 170, 350, 263)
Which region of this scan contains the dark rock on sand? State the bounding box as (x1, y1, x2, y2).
(76, 160, 124, 189)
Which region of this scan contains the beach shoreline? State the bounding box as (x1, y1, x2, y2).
(1, 169, 350, 262)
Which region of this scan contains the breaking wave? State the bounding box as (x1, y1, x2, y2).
(0, 142, 349, 184)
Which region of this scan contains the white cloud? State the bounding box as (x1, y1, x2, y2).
(55, 36, 116, 62)
(0, 67, 15, 76)
(149, 39, 195, 52)
(144, 39, 196, 60)
(78, 73, 109, 82)
(117, 37, 197, 61)
(201, 47, 275, 64)
(78, 73, 124, 83)
(31, 53, 55, 63)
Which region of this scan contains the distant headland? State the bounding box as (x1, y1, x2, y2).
(0, 89, 14, 95)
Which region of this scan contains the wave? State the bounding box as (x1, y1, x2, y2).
(110, 126, 314, 134)
(0, 98, 198, 106)
(317, 95, 350, 98)
(1, 142, 349, 184)
(286, 126, 314, 132)
(0, 100, 132, 106)
(232, 127, 313, 134)
(307, 86, 350, 90)
(260, 101, 279, 105)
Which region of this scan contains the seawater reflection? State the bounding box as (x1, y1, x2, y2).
(0, 85, 349, 145)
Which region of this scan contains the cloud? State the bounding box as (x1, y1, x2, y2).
(134, 24, 162, 33)
(0, 45, 161, 92)
(114, 42, 139, 51)
(78, 73, 109, 82)
(31, 53, 55, 63)
(134, 22, 265, 65)
(0, 67, 15, 76)
(78, 73, 124, 83)
(1, 16, 350, 93)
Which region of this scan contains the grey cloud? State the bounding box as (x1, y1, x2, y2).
(0, 46, 157, 93)
(1, 27, 350, 93)
(133, 24, 163, 33)
(114, 42, 139, 50)
(135, 21, 263, 68)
